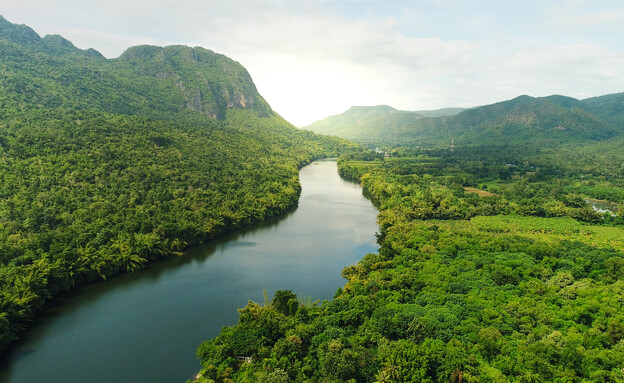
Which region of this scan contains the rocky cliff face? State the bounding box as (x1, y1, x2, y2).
(117, 45, 273, 119)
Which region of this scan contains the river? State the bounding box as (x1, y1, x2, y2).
(585, 198, 619, 214)
(0, 159, 378, 383)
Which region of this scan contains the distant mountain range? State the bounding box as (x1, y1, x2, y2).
(304, 105, 465, 141)
(305, 93, 624, 147)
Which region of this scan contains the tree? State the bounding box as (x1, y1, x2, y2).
(272, 290, 297, 316)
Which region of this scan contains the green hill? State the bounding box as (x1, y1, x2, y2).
(0, 16, 358, 352)
(0, 15, 272, 120)
(113, 44, 273, 119)
(414, 107, 467, 118)
(305, 105, 466, 142)
(580, 92, 624, 128)
(305, 95, 623, 147)
(441, 95, 620, 146)
(303, 105, 421, 139)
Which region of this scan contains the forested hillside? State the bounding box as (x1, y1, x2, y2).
(193, 144, 624, 382)
(0, 15, 271, 120)
(305, 94, 624, 147)
(302, 106, 424, 140)
(305, 105, 465, 142)
(0, 17, 358, 352)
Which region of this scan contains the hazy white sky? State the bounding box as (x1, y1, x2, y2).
(3, 0, 624, 126)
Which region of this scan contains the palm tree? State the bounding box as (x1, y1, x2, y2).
(374, 369, 391, 383)
(374, 363, 400, 383)
(109, 238, 147, 272)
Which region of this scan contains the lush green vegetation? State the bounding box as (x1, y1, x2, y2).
(0, 16, 359, 352)
(193, 146, 624, 382)
(4, 15, 624, 382)
(305, 94, 624, 148)
(304, 105, 465, 143)
(303, 106, 426, 141)
(0, 14, 273, 122)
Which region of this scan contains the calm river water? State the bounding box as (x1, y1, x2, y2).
(0, 159, 378, 383)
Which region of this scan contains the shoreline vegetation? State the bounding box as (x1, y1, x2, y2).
(0, 16, 361, 353)
(191, 148, 624, 382)
(2, 15, 624, 383)
(0, 107, 360, 353)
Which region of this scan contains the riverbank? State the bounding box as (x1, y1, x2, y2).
(0, 160, 378, 383)
(585, 198, 620, 214)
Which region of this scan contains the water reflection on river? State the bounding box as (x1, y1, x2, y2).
(585, 198, 619, 214)
(0, 159, 379, 383)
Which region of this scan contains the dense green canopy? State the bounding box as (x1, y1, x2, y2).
(305, 94, 624, 148)
(193, 145, 624, 382)
(0, 16, 358, 352)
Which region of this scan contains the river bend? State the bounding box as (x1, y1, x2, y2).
(0, 159, 378, 383)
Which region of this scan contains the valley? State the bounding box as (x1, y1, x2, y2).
(0, 16, 358, 354)
(193, 147, 624, 382)
(0, 160, 378, 383)
(305, 94, 624, 148)
(1, 14, 624, 383)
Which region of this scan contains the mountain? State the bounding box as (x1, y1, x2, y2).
(0, 15, 104, 58)
(114, 44, 273, 119)
(0, 16, 358, 352)
(305, 105, 425, 140)
(580, 92, 624, 128)
(437, 94, 620, 146)
(0, 15, 48, 48)
(305, 105, 468, 141)
(306, 94, 624, 147)
(0, 16, 270, 119)
(414, 107, 467, 118)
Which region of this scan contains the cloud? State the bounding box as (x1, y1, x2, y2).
(2, 0, 624, 125)
(547, 0, 624, 29)
(179, 3, 484, 124)
(497, 43, 624, 98)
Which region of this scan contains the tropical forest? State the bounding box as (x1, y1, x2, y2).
(1, 11, 624, 383)
(0, 15, 357, 354)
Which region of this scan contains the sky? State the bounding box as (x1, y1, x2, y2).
(2, 0, 624, 126)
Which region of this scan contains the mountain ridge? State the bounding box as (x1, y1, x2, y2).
(305, 105, 425, 140)
(0, 15, 270, 120)
(0, 16, 359, 354)
(305, 93, 624, 146)
(0, 15, 105, 59)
